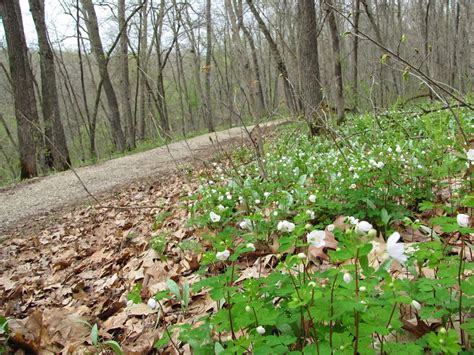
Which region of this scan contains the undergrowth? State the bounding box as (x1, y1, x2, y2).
(4, 109, 472, 354)
(161, 109, 473, 354)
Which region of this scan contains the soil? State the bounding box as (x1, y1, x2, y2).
(0, 122, 281, 236)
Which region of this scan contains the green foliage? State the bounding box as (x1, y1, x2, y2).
(155, 108, 474, 353)
(0, 315, 9, 354)
(150, 233, 168, 260)
(127, 283, 143, 304)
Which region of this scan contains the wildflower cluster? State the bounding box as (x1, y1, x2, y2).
(155, 112, 473, 353)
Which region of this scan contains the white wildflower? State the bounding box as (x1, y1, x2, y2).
(411, 299, 421, 311)
(343, 272, 353, 283)
(307, 230, 326, 248)
(277, 220, 295, 233)
(297, 252, 307, 259)
(457, 213, 470, 228)
(348, 216, 359, 225)
(239, 219, 253, 231)
(147, 298, 157, 309)
(210, 211, 221, 223)
(467, 148, 474, 161)
(216, 249, 230, 261)
(355, 221, 373, 235)
(387, 232, 407, 264)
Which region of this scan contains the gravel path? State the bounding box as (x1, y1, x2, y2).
(0, 122, 278, 233)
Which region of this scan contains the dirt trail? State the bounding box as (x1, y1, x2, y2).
(0, 122, 278, 233)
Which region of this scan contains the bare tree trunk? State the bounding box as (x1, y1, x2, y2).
(297, 0, 323, 136)
(362, 0, 400, 105)
(420, 0, 433, 99)
(352, 0, 360, 108)
(0, 0, 39, 178)
(29, 0, 71, 171)
(324, 0, 345, 122)
(81, 0, 126, 152)
(236, 0, 266, 117)
(225, 0, 254, 120)
(171, 2, 195, 130)
(242, 25, 267, 117)
(118, 0, 135, 148)
(74, 0, 95, 158)
(151, 0, 171, 135)
(137, 0, 148, 140)
(204, 0, 215, 132)
(247, 0, 299, 115)
(449, 1, 459, 89)
(0, 112, 18, 149)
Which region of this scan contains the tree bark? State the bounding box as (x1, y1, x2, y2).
(151, 0, 171, 135)
(352, 0, 360, 108)
(324, 0, 345, 122)
(420, 0, 433, 99)
(235, 0, 266, 117)
(81, 0, 126, 152)
(29, 0, 71, 171)
(204, 0, 215, 132)
(247, 0, 299, 115)
(297, 0, 323, 136)
(118, 0, 135, 148)
(137, 0, 148, 140)
(0, 0, 39, 178)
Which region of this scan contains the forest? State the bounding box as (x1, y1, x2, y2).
(0, 0, 473, 354)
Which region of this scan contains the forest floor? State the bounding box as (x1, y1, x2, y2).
(0, 121, 281, 236)
(0, 121, 283, 353)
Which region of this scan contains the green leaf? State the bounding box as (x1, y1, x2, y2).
(127, 283, 143, 304)
(154, 332, 171, 350)
(359, 243, 373, 257)
(103, 340, 124, 355)
(363, 198, 376, 210)
(214, 342, 225, 354)
(182, 283, 190, 309)
(401, 34, 407, 43)
(381, 208, 390, 226)
(380, 54, 390, 64)
(154, 290, 171, 301)
(418, 200, 434, 211)
(402, 67, 410, 81)
(329, 248, 353, 262)
(90, 323, 99, 346)
(166, 279, 181, 301)
(0, 315, 9, 335)
(359, 255, 369, 273)
(461, 194, 474, 208)
(284, 191, 294, 207)
(298, 174, 307, 186)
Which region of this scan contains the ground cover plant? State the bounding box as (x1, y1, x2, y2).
(160, 109, 473, 353)
(0, 107, 473, 354)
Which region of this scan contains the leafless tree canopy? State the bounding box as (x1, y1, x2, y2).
(0, 0, 472, 181)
